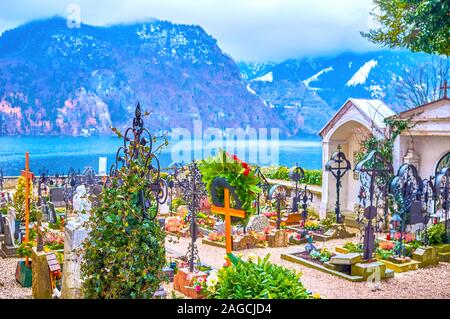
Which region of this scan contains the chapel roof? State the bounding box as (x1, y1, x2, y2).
(319, 98, 395, 137)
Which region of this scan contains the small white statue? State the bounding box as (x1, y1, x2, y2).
(68, 185, 92, 229)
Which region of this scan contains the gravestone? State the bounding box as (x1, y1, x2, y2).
(267, 229, 288, 247)
(49, 187, 65, 207)
(214, 221, 225, 234)
(247, 215, 270, 232)
(41, 205, 49, 223)
(61, 224, 89, 299)
(159, 201, 170, 216)
(0, 222, 18, 257)
(48, 202, 57, 224)
(0, 215, 5, 237)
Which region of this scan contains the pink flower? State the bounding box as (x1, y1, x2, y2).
(194, 285, 202, 293)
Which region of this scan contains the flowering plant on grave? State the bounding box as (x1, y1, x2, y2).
(198, 150, 262, 226)
(304, 220, 320, 231)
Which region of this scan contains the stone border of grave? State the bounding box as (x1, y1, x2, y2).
(334, 243, 439, 273)
(281, 249, 395, 282)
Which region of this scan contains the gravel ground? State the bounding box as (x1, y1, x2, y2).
(165, 236, 450, 299)
(2, 236, 449, 299)
(0, 257, 32, 299)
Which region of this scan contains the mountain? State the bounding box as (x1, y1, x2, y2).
(0, 17, 282, 136)
(239, 51, 448, 130)
(0, 17, 447, 138)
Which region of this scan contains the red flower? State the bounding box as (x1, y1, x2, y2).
(241, 162, 249, 169)
(243, 168, 250, 176)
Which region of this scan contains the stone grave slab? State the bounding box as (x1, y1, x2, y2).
(246, 215, 270, 232)
(412, 246, 439, 268)
(173, 268, 207, 299)
(351, 261, 388, 280)
(329, 253, 361, 265)
(31, 247, 53, 299)
(267, 229, 288, 247)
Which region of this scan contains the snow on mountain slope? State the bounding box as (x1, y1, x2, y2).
(303, 66, 334, 88)
(253, 71, 273, 82)
(346, 59, 378, 86)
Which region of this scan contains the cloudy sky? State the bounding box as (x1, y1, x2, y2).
(0, 0, 380, 61)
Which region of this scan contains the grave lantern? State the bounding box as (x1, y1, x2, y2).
(325, 145, 351, 224)
(254, 166, 270, 215)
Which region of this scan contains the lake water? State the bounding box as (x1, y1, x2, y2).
(0, 136, 323, 176)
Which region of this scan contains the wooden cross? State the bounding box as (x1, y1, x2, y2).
(441, 80, 449, 99)
(21, 152, 34, 266)
(210, 188, 246, 254)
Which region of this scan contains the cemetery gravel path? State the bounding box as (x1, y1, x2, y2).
(0, 257, 32, 299)
(165, 237, 450, 299)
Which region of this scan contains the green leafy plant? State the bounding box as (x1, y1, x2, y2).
(376, 248, 394, 260)
(319, 216, 335, 232)
(427, 223, 447, 246)
(343, 242, 363, 253)
(11, 176, 39, 223)
(17, 241, 34, 259)
(198, 150, 261, 225)
(204, 254, 312, 299)
(171, 197, 186, 211)
(81, 130, 167, 299)
(261, 166, 322, 186)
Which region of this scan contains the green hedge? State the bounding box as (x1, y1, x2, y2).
(261, 166, 322, 186)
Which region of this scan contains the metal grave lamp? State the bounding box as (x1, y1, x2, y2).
(325, 145, 351, 224)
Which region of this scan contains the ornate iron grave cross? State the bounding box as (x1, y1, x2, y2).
(37, 167, 52, 207)
(436, 167, 450, 234)
(0, 168, 3, 191)
(109, 103, 168, 220)
(21, 152, 34, 266)
(299, 185, 313, 232)
(355, 151, 393, 261)
(210, 177, 246, 255)
(82, 167, 97, 186)
(176, 162, 206, 272)
(254, 166, 270, 215)
(63, 168, 81, 218)
(290, 164, 305, 213)
(167, 162, 183, 217)
(268, 184, 287, 230)
(325, 145, 351, 223)
(420, 176, 436, 243)
(389, 163, 424, 257)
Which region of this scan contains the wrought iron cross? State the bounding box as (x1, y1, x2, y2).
(176, 162, 206, 272)
(299, 185, 313, 232)
(290, 164, 305, 213)
(389, 163, 424, 257)
(355, 151, 393, 261)
(436, 167, 450, 233)
(109, 103, 168, 220)
(254, 166, 270, 215)
(268, 184, 287, 229)
(325, 145, 351, 223)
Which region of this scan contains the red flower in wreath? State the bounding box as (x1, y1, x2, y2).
(241, 162, 249, 169)
(243, 168, 250, 176)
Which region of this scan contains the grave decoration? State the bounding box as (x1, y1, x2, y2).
(299, 185, 313, 233)
(16, 152, 35, 287)
(355, 150, 393, 261)
(81, 103, 169, 299)
(210, 177, 246, 255)
(63, 168, 81, 218)
(268, 184, 287, 230)
(289, 164, 305, 213)
(325, 145, 351, 224)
